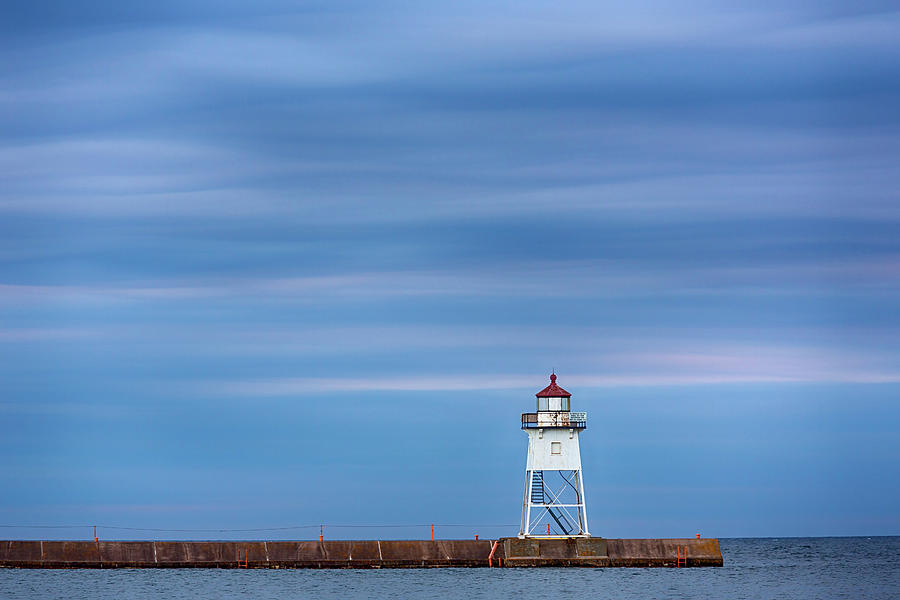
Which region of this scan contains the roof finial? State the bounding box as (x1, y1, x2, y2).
(550, 372, 557, 383)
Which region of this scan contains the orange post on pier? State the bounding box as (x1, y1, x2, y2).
(93, 526, 98, 543)
(319, 525, 324, 542)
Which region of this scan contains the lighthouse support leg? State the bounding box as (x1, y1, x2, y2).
(520, 469, 534, 538)
(576, 470, 590, 536)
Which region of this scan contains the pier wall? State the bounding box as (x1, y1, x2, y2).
(0, 538, 722, 568)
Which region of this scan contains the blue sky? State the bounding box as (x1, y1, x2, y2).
(1, 1, 899, 540)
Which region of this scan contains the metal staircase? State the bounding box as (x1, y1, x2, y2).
(531, 470, 574, 535)
(548, 508, 573, 535)
(531, 471, 545, 504)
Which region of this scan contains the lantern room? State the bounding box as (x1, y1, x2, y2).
(521, 373, 587, 431)
(535, 373, 571, 412)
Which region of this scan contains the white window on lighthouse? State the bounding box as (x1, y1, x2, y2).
(551, 441, 561, 454)
(549, 397, 561, 411)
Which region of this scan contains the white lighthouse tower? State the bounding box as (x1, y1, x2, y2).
(519, 373, 590, 538)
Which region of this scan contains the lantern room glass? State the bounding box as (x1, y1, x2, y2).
(537, 397, 569, 412)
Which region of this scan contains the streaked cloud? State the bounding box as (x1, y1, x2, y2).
(201, 370, 900, 397)
(198, 344, 900, 397)
(1, 255, 897, 306)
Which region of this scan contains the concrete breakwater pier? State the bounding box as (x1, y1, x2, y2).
(1, 537, 722, 568)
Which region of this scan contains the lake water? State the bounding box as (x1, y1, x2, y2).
(1, 537, 898, 599)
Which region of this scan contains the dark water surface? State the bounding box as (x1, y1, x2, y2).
(1, 537, 898, 599)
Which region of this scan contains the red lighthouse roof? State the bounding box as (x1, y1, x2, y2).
(536, 373, 571, 398)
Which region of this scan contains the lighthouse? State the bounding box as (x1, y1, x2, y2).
(519, 373, 590, 538)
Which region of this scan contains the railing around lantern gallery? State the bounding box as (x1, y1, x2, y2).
(521, 412, 587, 429)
